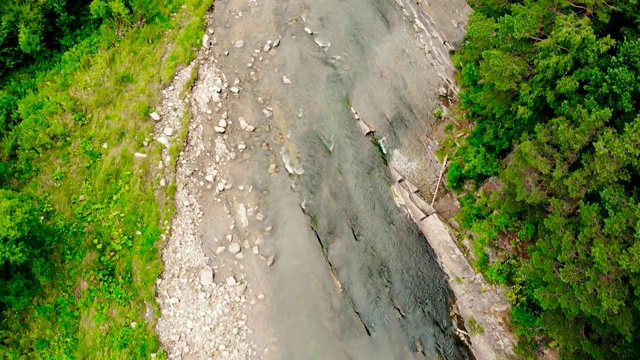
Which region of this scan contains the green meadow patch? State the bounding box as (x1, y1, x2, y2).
(0, 0, 210, 357)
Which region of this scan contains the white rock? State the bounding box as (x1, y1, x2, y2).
(205, 175, 215, 182)
(238, 204, 249, 228)
(226, 276, 237, 286)
(218, 119, 227, 128)
(157, 136, 169, 147)
(203, 34, 210, 48)
(134, 152, 147, 158)
(200, 267, 214, 285)
(163, 127, 174, 136)
(314, 37, 330, 49)
(238, 117, 248, 130)
(282, 75, 292, 84)
(214, 126, 226, 133)
(304, 27, 313, 34)
(237, 143, 246, 150)
(245, 125, 255, 132)
(237, 284, 247, 296)
(228, 243, 241, 254)
(229, 86, 240, 94)
(150, 112, 161, 121)
(160, 178, 166, 187)
(234, 40, 245, 48)
(273, 38, 280, 47)
(102, 143, 108, 149)
(263, 108, 273, 118)
(215, 246, 226, 255)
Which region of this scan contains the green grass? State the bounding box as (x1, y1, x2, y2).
(0, 0, 210, 358)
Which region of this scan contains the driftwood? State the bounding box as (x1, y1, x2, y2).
(431, 154, 448, 206)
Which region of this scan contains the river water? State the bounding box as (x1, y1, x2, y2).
(202, 0, 472, 358)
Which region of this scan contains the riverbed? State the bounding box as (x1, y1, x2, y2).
(156, 0, 474, 358)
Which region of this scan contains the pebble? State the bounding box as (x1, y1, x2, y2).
(200, 267, 214, 286)
(164, 127, 174, 136)
(214, 126, 226, 133)
(229, 87, 240, 94)
(215, 246, 226, 255)
(237, 284, 247, 296)
(282, 75, 292, 84)
(134, 152, 147, 158)
(226, 276, 237, 286)
(150, 112, 161, 121)
(234, 40, 245, 48)
(157, 136, 170, 146)
(228, 243, 241, 254)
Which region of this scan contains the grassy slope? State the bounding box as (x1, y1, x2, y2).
(1, 1, 209, 358)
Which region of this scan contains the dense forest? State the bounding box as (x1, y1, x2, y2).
(449, 0, 640, 358)
(0, 0, 207, 357)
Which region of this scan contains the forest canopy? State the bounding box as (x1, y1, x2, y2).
(450, 0, 640, 358)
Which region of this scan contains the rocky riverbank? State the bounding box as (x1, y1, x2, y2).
(151, 0, 518, 359)
(153, 11, 275, 358)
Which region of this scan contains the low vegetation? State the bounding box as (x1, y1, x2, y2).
(0, 0, 209, 357)
(448, 0, 640, 358)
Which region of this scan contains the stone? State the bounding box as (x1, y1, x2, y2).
(237, 143, 246, 150)
(238, 204, 249, 228)
(268, 164, 277, 173)
(304, 27, 313, 35)
(237, 284, 247, 296)
(160, 178, 166, 187)
(215, 246, 226, 255)
(252, 246, 259, 255)
(163, 127, 174, 136)
(438, 86, 447, 97)
(205, 175, 215, 182)
(229, 86, 240, 94)
(267, 256, 275, 267)
(256, 213, 264, 221)
(234, 40, 245, 48)
(263, 108, 273, 118)
(273, 38, 280, 47)
(221, 111, 228, 119)
(203, 34, 211, 48)
(358, 119, 375, 136)
(226, 276, 237, 286)
(130, 321, 137, 328)
(200, 267, 214, 286)
(245, 125, 255, 132)
(102, 143, 108, 149)
(157, 136, 170, 147)
(282, 75, 292, 84)
(214, 126, 226, 133)
(134, 152, 147, 158)
(314, 37, 330, 49)
(228, 243, 241, 254)
(150, 112, 161, 121)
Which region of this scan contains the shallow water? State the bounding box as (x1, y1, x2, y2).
(203, 0, 472, 358)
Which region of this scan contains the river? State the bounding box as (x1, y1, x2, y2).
(196, 0, 472, 358)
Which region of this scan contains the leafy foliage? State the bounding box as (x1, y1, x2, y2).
(0, 0, 209, 357)
(451, 0, 640, 358)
